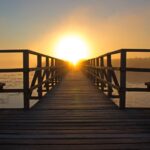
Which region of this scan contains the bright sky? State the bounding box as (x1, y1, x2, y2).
(0, 0, 150, 59)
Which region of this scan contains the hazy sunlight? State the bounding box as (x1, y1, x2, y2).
(55, 35, 89, 65)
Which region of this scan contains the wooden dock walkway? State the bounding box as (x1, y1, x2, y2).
(0, 70, 150, 149)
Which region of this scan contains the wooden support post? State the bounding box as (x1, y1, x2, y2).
(120, 50, 127, 109)
(46, 57, 49, 92)
(93, 59, 96, 84)
(23, 51, 30, 110)
(87, 60, 90, 79)
(51, 58, 54, 87)
(57, 60, 61, 82)
(107, 54, 112, 97)
(100, 57, 104, 92)
(91, 59, 93, 81)
(96, 58, 99, 87)
(90, 60, 92, 80)
(55, 59, 59, 85)
(37, 55, 42, 99)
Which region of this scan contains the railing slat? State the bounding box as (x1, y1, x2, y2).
(23, 51, 30, 110)
(119, 50, 127, 109)
(107, 54, 112, 97)
(37, 55, 42, 99)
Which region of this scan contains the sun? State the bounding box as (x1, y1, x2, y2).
(55, 35, 89, 65)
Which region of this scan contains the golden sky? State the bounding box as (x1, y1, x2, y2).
(0, 0, 150, 59)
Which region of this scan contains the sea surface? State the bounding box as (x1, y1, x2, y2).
(0, 73, 150, 108)
(0, 73, 38, 108)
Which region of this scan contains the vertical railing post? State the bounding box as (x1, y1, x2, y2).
(55, 59, 58, 84)
(88, 60, 91, 79)
(59, 60, 62, 81)
(90, 60, 92, 80)
(91, 59, 93, 81)
(54, 59, 56, 85)
(93, 59, 96, 84)
(57, 60, 61, 82)
(100, 57, 104, 92)
(23, 50, 30, 110)
(46, 57, 49, 92)
(107, 54, 112, 97)
(37, 54, 42, 99)
(51, 58, 54, 87)
(86, 60, 88, 78)
(120, 50, 127, 109)
(96, 57, 99, 87)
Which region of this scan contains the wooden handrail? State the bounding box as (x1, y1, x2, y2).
(0, 50, 68, 110)
(83, 49, 150, 109)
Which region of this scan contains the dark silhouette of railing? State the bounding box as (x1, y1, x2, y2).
(83, 49, 150, 109)
(0, 50, 68, 109)
(1, 49, 150, 110)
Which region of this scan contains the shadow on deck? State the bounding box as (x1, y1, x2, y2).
(0, 70, 150, 149)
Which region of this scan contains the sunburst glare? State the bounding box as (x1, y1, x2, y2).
(55, 35, 89, 65)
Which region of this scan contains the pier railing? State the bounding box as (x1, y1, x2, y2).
(83, 49, 150, 109)
(0, 50, 68, 109)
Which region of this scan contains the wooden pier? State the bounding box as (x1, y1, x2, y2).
(0, 49, 150, 149)
(0, 70, 150, 149)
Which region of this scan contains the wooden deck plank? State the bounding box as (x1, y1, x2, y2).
(0, 69, 150, 149)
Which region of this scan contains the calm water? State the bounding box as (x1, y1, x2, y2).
(0, 73, 150, 108)
(0, 73, 38, 108)
(112, 82, 150, 108)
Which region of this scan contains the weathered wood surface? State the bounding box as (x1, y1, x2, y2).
(0, 69, 150, 150)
